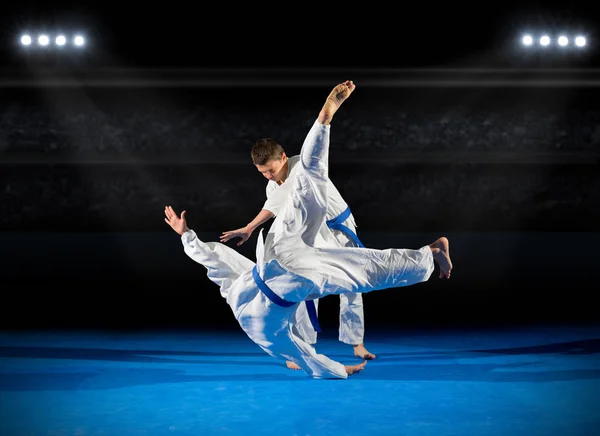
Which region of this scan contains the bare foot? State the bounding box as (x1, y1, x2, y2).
(353, 344, 376, 360)
(345, 360, 367, 375)
(429, 236, 452, 279)
(318, 80, 356, 125)
(286, 360, 302, 370)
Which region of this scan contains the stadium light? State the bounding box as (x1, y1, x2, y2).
(518, 32, 589, 50)
(17, 31, 88, 51)
(38, 34, 50, 46)
(73, 35, 85, 46)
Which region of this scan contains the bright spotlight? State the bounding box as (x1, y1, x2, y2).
(20, 34, 32, 45)
(522, 35, 533, 45)
(557, 36, 568, 46)
(539, 35, 550, 46)
(38, 34, 50, 46)
(73, 35, 85, 46)
(55, 35, 66, 46)
(575, 36, 586, 47)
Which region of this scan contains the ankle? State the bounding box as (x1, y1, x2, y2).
(318, 109, 333, 125)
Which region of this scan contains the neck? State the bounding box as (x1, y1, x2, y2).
(278, 161, 289, 185)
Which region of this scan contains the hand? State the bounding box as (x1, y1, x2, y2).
(164, 205, 189, 236)
(220, 226, 252, 246)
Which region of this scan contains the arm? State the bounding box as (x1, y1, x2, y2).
(219, 208, 274, 246)
(247, 209, 274, 233)
(181, 229, 255, 297)
(164, 206, 255, 296)
(220, 168, 296, 245)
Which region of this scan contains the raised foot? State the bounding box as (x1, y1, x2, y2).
(319, 80, 356, 124)
(328, 80, 356, 106)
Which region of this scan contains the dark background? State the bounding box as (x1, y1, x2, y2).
(0, 2, 599, 330)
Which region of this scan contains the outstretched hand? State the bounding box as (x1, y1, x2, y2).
(220, 227, 252, 246)
(164, 206, 189, 236)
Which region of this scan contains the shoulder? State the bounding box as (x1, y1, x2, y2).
(286, 155, 301, 175)
(289, 155, 301, 167)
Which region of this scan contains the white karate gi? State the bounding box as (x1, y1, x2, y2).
(181, 119, 434, 379)
(264, 154, 365, 346)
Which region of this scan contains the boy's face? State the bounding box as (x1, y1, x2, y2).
(255, 153, 288, 183)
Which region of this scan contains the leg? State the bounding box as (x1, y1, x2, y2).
(290, 299, 319, 346)
(267, 79, 452, 294)
(338, 293, 376, 360)
(264, 81, 356, 255)
(285, 237, 452, 299)
(255, 315, 350, 379)
(285, 323, 366, 379)
(334, 224, 375, 359)
(286, 299, 319, 370)
(338, 293, 364, 346)
(289, 81, 362, 360)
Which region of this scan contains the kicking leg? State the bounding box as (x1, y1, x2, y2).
(299, 80, 356, 183)
(265, 81, 356, 255)
(286, 237, 453, 299)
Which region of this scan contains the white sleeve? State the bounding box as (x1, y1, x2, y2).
(181, 230, 255, 298)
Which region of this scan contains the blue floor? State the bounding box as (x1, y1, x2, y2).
(1, 324, 599, 436)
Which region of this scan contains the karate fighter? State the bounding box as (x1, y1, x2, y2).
(164, 80, 452, 378)
(220, 116, 374, 368)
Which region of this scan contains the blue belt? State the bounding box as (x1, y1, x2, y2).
(252, 265, 321, 332)
(326, 206, 365, 248)
(249, 206, 361, 334)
